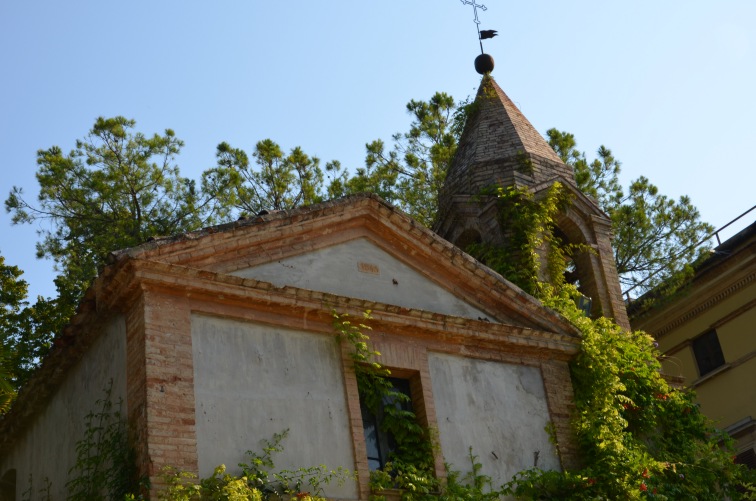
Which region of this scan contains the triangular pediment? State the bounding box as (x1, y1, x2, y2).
(230, 237, 491, 321)
(112, 195, 578, 335)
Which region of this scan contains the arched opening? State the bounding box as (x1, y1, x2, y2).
(0, 469, 16, 501)
(552, 221, 601, 318)
(454, 228, 482, 252)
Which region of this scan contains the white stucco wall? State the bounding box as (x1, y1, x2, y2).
(231, 238, 492, 321)
(428, 352, 560, 489)
(0, 316, 128, 500)
(191, 314, 358, 499)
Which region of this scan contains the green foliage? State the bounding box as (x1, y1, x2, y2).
(19, 387, 143, 501)
(332, 313, 384, 413)
(613, 176, 712, 297)
(0, 253, 58, 395)
(66, 380, 145, 500)
(334, 312, 515, 501)
(332, 311, 438, 498)
(468, 182, 754, 498)
(5, 116, 214, 342)
(437, 449, 508, 501)
(495, 284, 754, 499)
(2, 117, 219, 394)
(329, 92, 464, 227)
(458, 177, 753, 498)
(0, 340, 13, 413)
(21, 474, 52, 501)
(467, 182, 576, 296)
(0, 254, 25, 408)
(546, 129, 714, 298)
(158, 429, 348, 501)
(547, 130, 623, 211)
(202, 139, 326, 218)
(159, 465, 264, 501)
(238, 429, 351, 498)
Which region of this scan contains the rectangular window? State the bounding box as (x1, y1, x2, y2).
(735, 448, 755, 470)
(360, 377, 413, 471)
(691, 329, 725, 377)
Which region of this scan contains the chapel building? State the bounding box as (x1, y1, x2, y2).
(0, 74, 630, 500)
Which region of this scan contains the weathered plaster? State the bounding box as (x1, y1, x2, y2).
(0, 317, 127, 499)
(191, 314, 358, 499)
(231, 238, 492, 321)
(428, 352, 560, 488)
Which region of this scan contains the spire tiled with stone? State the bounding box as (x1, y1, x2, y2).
(443, 75, 574, 201)
(436, 74, 630, 329)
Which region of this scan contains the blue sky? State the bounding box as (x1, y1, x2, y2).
(1, 1, 754, 300)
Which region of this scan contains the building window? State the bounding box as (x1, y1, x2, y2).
(691, 329, 725, 377)
(735, 448, 755, 470)
(360, 377, 413, 471)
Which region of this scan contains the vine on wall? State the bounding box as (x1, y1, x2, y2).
(333, 311, 512, 500)
(468, 182, 576, 296)
(332, 311, 438, 499)
(63, 380, 144, 500)
(465, 183, 755, 500)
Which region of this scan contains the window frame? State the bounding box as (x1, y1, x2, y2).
(359, 376, 414, 471)
(691, 329, 726, 377)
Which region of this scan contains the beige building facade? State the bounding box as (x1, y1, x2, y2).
(631, 221, 755, 469)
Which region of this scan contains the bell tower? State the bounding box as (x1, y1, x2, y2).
(435, 75, 630, 329)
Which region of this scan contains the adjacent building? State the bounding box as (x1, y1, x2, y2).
(631, 221, 755, 469)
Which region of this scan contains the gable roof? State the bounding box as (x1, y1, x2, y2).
(110, 194, 578, 334)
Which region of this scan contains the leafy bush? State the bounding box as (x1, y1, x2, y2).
(157, 429, 350, 501)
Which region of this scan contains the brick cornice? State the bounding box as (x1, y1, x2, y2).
(121, 258, 581, 360)
(107, 195, 579, 337)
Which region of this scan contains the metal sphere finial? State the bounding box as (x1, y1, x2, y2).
(474, 54, 494, 75)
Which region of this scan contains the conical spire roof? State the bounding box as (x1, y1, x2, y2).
(445, 76, 574, 192)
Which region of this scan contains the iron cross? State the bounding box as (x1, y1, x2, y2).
(460, 0, 487, 25)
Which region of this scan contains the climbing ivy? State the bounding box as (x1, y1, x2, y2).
(332, 311, 438, 499)
(158, 429, 350, 500)
(468, 182, 578, 296)
(333, 311, 515, 500)
(464, 183, 756, 499)
(66, 380, 146, 501)
(500, 283, 755, 499)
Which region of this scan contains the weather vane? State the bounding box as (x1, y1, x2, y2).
(460, 0, 497, 74)
(460, 0, 497, 54)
